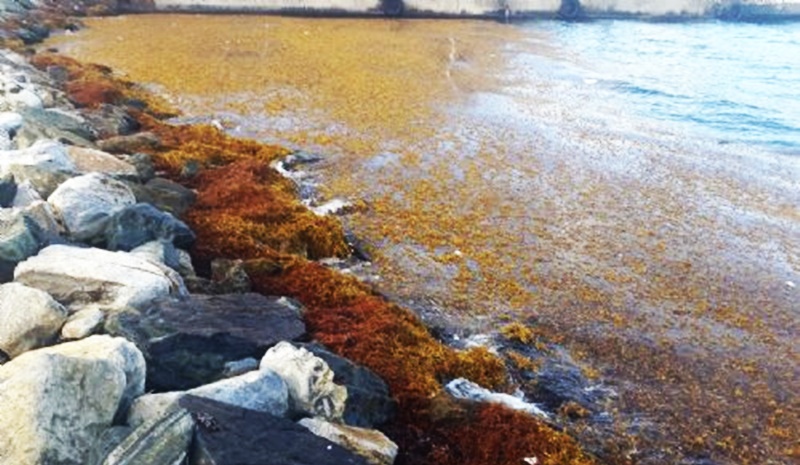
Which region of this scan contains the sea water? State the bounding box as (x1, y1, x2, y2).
(515, 20, 800, 152)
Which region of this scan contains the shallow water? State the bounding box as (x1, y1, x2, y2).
(53, 15, 800, 464)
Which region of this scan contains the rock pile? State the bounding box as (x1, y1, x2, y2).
(0, 46, 398, 465)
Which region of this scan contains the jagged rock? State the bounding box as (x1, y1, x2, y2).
(14, 244, 186, 311)
(0, 208, 45, 281)
(298, 418, 398, 465)
(125, 176, 196, 217)
(90, 408, 194, 465)
(67, 146, 139, 179)
(180, 395, 370, 465)
(103, 203, 195, 251)
(0, 282, 67, 358)
(128, 368, 289, 426)
(98, 131, 161, 154)
(302, 343, 396, 428)
(0, 171, 17, 207)
(48, 172, 136, 242)
(0, 139, 76, 197)
(106, 293, 305, 391)
(260, 341, 347, 421)
(61, 306, 105, 340)
(0, 336, 145, 465)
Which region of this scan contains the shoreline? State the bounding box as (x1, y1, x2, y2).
(0, 3, 603, 465)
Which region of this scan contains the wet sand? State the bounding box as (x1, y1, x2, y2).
(52, 15, 800, 464)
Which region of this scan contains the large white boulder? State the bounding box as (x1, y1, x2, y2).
(14, 244, 187, 311)
(0, 140, 76, 198)
(0, 282, 67, 359)
(47, 172, 136, 242)
(66, 146, 138, 178)
(0, 336, 146, 465)
(128, 369, 289, 427)
(260, 341, 348, 421)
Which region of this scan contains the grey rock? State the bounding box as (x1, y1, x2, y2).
(10, 179, 42, 206)
(105, 293, 305, 391)
(20, 107, 97, 142)
(180, 395, 369, 465)
(128, 368, 289, 426)
(20, 199, 62, 241)
(14, 244, 186, 311)
(0, 129, 10, 151)
(103, 202, 195, 251)
(125, 177, 196, 218)
(122, 152, 155, 182)
(298, 418, 398, 465)
(0, 139, 77, 198)
(302, 343, 396, 428)
(222, 357, 259, 378)
(92, 408, 194, 465)
(0, 111, 23, 134)
(81, 103, 140, 139)
(188, 368, 289, 417)
(130, 240, 182, 271)
(61, 306, 105, 340)
(0, 171, 16, 207)
(260, 341, 347, 421)
(66, 146, 139, 179)
(0, 336, 145, 465)
(0, 282, 67, 358)
(98, 131, 161, 154)
(48, 172, 136, 242)
(0, 208, 45, 281)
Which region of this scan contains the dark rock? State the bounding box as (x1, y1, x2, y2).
(125, 177, 196, 218)
(80, 103, 140, 139)
(124, 152, 155, 182)
(103, 203, 195, 251)
(15, 24, 49, 45)
(0, 172, 17, 208)
(0, 209, 44, 282)
(180, 395, 370, 465)
(283, 150, 323, 170)
(520, 360, 610, 413)
(98, 132, 161, 154)
(45, 65, 70, 85)
(301, 343, 396, 428)
(105, 293, 306, 392)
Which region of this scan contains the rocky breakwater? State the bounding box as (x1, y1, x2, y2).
(0, 46, 398, 465)
(0, 4, 602, 465)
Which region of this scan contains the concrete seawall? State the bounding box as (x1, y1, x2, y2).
(147, 0, 800, 19)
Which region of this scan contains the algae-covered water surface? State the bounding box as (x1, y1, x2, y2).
(52, 15, 799, 464)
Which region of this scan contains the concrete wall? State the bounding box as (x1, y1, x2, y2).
(154, 0, 383, 13)
(149, 0, 800, 19)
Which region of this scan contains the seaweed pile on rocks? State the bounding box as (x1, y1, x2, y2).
(0, 4, 601, 465)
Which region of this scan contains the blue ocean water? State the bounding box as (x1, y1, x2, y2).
(517, 20, 800, 153)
